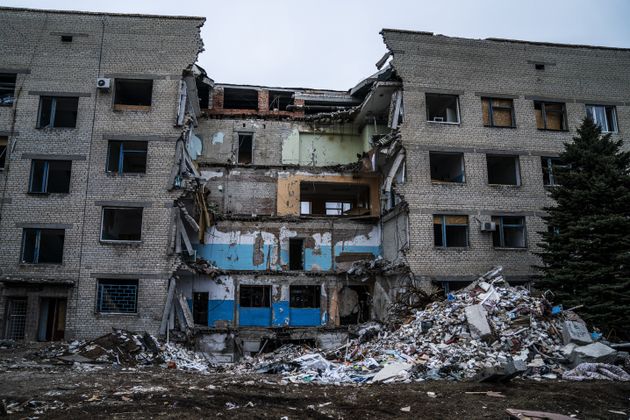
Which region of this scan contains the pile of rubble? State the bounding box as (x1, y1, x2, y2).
(239, 267, 630, 384)
(35, 329, 210, 372)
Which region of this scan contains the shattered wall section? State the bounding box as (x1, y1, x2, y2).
(194, 220, 381, 272)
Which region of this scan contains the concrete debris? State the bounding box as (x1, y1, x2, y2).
(505, 408, 577, 420)
(36, 329, 209, 372)
(562, 362, 630, 381)
(561, 321, 593, 345)
(227, 267, 630, 384)
(465, 304, 493, 340)
(569, 342, 618, 365)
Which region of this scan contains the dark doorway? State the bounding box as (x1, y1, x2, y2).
(193, 292, 209, 326)
(37, 298, 66, 341)
(339, 286, 371, 325)
(289, 238, 304, 270)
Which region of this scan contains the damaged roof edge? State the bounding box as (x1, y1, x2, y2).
(380, 28, 630, 52)
(0, 6, 206, 21)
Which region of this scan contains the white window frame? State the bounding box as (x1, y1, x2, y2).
(586, 104, 618, 133)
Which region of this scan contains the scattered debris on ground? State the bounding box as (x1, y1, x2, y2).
(232, 267, 630, 384)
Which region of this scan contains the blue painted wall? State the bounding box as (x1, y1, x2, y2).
(195, 243, 279, 271)
(239, 306, 272, 327)
(208, 300, 235, 327)
(289, 308, 322, 326)
(272, 301, 290, 326)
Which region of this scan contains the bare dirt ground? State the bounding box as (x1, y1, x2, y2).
(1, 346, 629, 419)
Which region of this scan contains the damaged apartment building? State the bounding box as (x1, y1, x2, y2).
(2, 7, 629, 360)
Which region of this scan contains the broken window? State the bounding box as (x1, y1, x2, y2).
(97, 279, 138, 313)
(29, 160, 72, 193)
(268, 90, 294, 111)
(541, 157, 563, 186)
(197, 83, 210, 109)
(534, 101, 567, 131)
(223, 88, 258, 110)
(239, 285, 271, 308)
(290, 285, 320, 308)
(433, 215, 469, 247)
(289, 238, 304, 270)
(37, 96, 79, 128)
(482, 97, 515, 128)
(430, 152, 465, 183)
(300, 201, 312, 215)
(487, 155, 520, 186)
(300, 182, 370, 216)
(236, 133, 253, 164)
(106, 141, 147, 174)
(0, 73, 17, 106)
(114, 79, 153, 109)
(0, 137, 7, 169)
(21, 228, 65, 264)
(101, 207, 143, 241)
(492, 216, 526, 248)
(586, 105, 618, 133)
(426, 93, 460, 123)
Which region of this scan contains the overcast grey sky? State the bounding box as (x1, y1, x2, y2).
(3, 0, 630, 90)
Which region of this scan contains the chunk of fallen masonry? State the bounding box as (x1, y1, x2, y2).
(475, 358, 526, 382)
(371, 362, 412, 382)
(562, 320, 592, 345)
(465, 304, 492, 340)
(570, 342, 617, 366)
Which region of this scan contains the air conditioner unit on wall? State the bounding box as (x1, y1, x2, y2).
(96, 77, 111, 90)
(480, 222, 496, 232)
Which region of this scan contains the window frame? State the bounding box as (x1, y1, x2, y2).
(113, 78, 153, 110)
(20, 228, 65, 264)
(0, 137, 7, 170)
(0, 73, 17, 107)
(426, 93, 461, 124)
(429, 151, 466, 183)
(492, 215, 527, 249)
(28, 159, 72, 194)
(100, 207, 143, 243)
(96, 279, 139, 314)
(534, 101, 567, 131)
(239, 285, 271, 308)
(486, 154, 521, 186)
(482, 97, 516, 128)
(106, 140, 148, 174)
(585, 104, 618, 133)
(236, 133, 254, 164)
(289, 285, 321, 309)
(36, 96, 79, 129)
(541, 156, 563, 187)
(433, 214, 469, 248)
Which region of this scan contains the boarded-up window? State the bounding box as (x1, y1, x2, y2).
(534, 101, 566, 131)
(482, 98, 515, 127)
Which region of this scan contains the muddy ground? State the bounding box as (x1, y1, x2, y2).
(1, 346, 629, 419)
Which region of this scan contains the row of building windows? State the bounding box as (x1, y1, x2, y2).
(20, 207, 144, 263)
(431, 152, 563, 187)
(426, 93, 619, 133)
(433, 214, 527, 249)
(94, 282, 321, 317)
(0, 73, 154, 127)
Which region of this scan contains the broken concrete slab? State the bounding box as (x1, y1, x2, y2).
(465, 304, 492, 340)
(475, 358, 526, 383)
(562, 320, 592, 345)
(571, 342, 617, 365)
(371, 362, 411, 382)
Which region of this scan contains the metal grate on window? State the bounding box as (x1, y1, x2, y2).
(5, 298, 27, 340)
(97, 279, 138, 313)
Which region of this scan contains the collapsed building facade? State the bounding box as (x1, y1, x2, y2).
(1, 8, 629, 360)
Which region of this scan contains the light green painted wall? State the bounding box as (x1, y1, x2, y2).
(281, 128, 301, 165)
